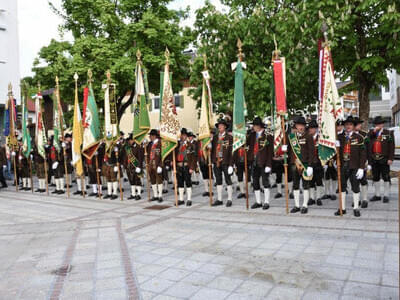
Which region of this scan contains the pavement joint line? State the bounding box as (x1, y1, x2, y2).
(48, 221, 82, 300)
(116, 218, 141, 300)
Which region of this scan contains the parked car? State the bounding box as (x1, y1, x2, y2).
(389, 126, 400, 158)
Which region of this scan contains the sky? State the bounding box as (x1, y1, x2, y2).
(17, 0, 225, 78)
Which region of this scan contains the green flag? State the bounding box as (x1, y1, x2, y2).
(160, 49, 180, 161)
(21, 90, 31, 158)
(132, 55, 150, 144)
(53, 87, 63, 151)
(82, 85, 101, 159)
(232, 59, 246, 152)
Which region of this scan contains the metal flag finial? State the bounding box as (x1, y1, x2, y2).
(272, 34, 281, 61)
(321, 22, 329, 45)
(203, 54, 207, 71)
(8, 82, 12, 95)
(87, 69, 93, 84)
(136, 49, 142, 61)
(106, 70, 111, 84)
(237, 38, 244, 61)
(74, 72, 79, 81)
(55, 76, 59, 86)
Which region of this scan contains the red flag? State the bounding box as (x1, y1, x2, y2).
(273, 59, 287, 114)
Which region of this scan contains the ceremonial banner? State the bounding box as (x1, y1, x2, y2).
(36, 95, 47, 159)
(53, 87, 64, 151)
(72, 83, 83, 176)
(198, 73, 212, 155)
(272, 58, 287, 152)
(82, 86, 101, 159)
(318, 46, 344, 165)
(21, 93, 31, 158)
(104, 78, 118, 150)
(132, 57, 150, 144)
(232, 59, 246, 152)
(160, 52, 180, 161)
(159, 71, 172, 121)
(4, 89, 17, 147)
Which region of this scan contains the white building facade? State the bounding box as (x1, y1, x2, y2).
(0, 0, 20, 105)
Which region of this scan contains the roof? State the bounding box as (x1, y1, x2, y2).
(336, 80, 352, 90)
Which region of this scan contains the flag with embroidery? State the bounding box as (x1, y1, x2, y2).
(36, 94, 47, 159)
(82, 85, 101, 159)
(199, 71, 213, 157)
(72, 83, 83, 176)
(21, 91, 31, 158)
(232, 59, 246, 152)
(272, 57, 287, 152)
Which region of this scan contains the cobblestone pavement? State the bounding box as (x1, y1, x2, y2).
(0, 178, 398, 300)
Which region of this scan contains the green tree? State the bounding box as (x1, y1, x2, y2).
(32, 0, 194, 126)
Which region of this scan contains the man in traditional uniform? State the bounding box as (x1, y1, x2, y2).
(87, 143, 104, 197)
(368, 116, 395, 203)
(307, 120, 324, 206)
(175, 128, 196, 206)
(49, 137, 65, 194)
(63, 133, 74, 189)
(102, 141, 121, 200)
(335, 116, 366, 217)
(354, 117, 369, 208)
(197, 129, 213, 197)
(248, 117, 273, 209)
(147, 129, 163, 202)
(188, 130, 200, 186)
(286, 116, 314, 214)
(211, 119, 234, 207)
(122, 134, 143, 200)
(233, 144, 247, 199)
(33, 143, 46, 193)
(0, 143, 8, 188)
(17, 139, 30, 191)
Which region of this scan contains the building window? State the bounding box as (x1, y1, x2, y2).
(174, 95, 184, 108)
(369, 90, 382, 101)
(153, 97, 160, 110)
(384, 84, 390, 93)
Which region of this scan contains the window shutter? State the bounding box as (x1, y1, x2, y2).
(180, 95, 184, 108)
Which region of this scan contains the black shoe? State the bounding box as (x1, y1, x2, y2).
(128, 195, 135, 200)
(177, 200, 185, 206)
(73, 191, 81, 195)
(40, 189, 45, 193)
(251, 202, 262, 209)
(226, 200, 232, 207)
(353, 209, 361, 217)
(370, 196, 381, 202)
(35, 188, 41, 192)
(334, 209, 346, 216)
(316, 199, 322, 206)
(262, 203, 270, 210)
(102, 186, 106, 191)
(158, 197, 163, 203)
(290, 207, 300, 213)
(271, 183, 277, 188)
(193, 181, 199, 185)
(308, 198, 315, 206)
(151, 197, 158, 202)
(361, 200, 368, 208)
(89, 192, 97, 197)
(103, 194, 111, 199)
(274, 193, 282, 199)
(237, 193, 245, 199)
(301, 207, 308, 214)
(186, 201, 192, 207)
(168, 181, 172, 184)
(336, 188, 339, 193)
(236, 186, 240, 191)
(111, 195, 118, 200)
(52, 190, 59, 194)
(50, 183, 56, 187)
(383, 196, 389, 203)
(58, 190, 65, 194)
(211, 200, 223, 206)
(321, 194, 329, 200)
(163, 189, 168, 194)
(135, 195, 141, 200)
(96, 193, 103, 198)
(202, 192, 209, 197)
(330, 194, 336, 200)
(289, 192, 294, 199)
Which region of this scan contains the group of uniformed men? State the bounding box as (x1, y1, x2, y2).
(1, 114, 394, 218)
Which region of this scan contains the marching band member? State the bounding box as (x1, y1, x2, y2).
(354, 117, 369, 208)
(368, 116, 395, 203)
(122, 134, 144, 200)
(211, 119, 234, 207)
(335, 116, 366, 217)
(248, 117, 273, 209)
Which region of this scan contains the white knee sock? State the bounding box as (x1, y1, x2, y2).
(77, 179, 82, 191)
(361, 185, 367, 201)
(353, 193, 360, 209)
(203, 180, 209, 192)
(316, 186, 323, 200)
(107, 182, 112, 195)
(60, 178, 65, 191)
(340, 192, 346, 210)
(310, 187, 315, 200)
(239, 181, 245, 194)
(112, 182, 118, 195)
(255, 190, 261, 204)
(178, 188, 184, 201)
(217, 185, 223, 201)
(136, 185, 141, 195)
(51, 176, 55, 184)
(151, 184, 158, 198)
(294, 190, 300, 207)
(227, 185, 232, 201)
(187, 187, 192, 201)
(264, 188, 270, 204)
(303, 190, 310, 208)
(92, 184, 97, 193)
(374, 181, 381, 197)
(277, 184, 282, 194)
(157, 184, 163, 198)
(384, 181, 390, 197)
(331, 180, 337, 194)
(131, 185, 136, 196)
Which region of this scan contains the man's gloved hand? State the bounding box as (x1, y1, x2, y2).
(135, 167, 141, 173)
(335, 140, 340, 147)
(367, 165, 372, 171)
(306, 166, 313, 177)
(52, 162, 58, 170)
(227, 166, 233, 175)
(323, 164, 328, 171)
(157, 166, 162, 174)
(113, 166, 118, 172)
(264, 166, 271, 173)
(281, 145, 288, 152)
(62, 142, 66, 148)
(356, 168, 364, 180)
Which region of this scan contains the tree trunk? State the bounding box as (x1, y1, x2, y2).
(358, 83, 371, 131)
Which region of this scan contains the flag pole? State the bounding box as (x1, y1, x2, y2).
(144, 142, 151, 202)
(115, 147, 123, 201)
(237, 39, 249, 210)
(202, 54, 214, 207)
(172, 151, 179, 207)
(74, 72, 85, 198)
(95, 153, 102, 199)
(22, 82, 34, 194)
(56, 76, 70, 197)
(272, 37, 289, 214)
(37, 83, 49, 195)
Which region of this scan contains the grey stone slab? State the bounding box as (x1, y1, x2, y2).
(163, 281, 201, 298)
(190, 287, 231, 300)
